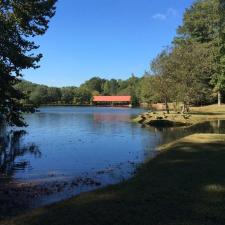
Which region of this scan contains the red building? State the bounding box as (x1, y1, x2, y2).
(93, 96, 132, 106)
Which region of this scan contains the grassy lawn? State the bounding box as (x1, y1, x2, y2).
(191, 104, 225, 114)
(2, 133, 225, 225)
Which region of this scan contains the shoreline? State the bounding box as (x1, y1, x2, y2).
(2, 133, 225, 225)
(133, 105, 225, 127)
(2, 104, 225, 224)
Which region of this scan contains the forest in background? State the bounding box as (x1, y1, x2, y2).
(16, 0, 225, 111)
(1, 0, 225, 126)
(16, 75, 143, 106)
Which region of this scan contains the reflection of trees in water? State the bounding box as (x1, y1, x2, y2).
(144, 120, 225, 145)
(0, 129, 41, 176)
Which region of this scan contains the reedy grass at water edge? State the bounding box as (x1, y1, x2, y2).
(2, 133, 225, 225)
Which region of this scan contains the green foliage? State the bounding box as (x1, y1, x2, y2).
(138, 75, 155, 103)
(81, 77, 106, 93)
(171, 41, 214, 106)
(176, 0, 219, 43)
(30, 86, 48, 105)
(73, 87, 91, 105)
(61, 87, 76, 104)
(146, 0, 225, 109)
(16, 76, 142, 106)
(6, 0, 225, 120)
(0, 0, 57, 126)
(176, 0, 225, 104)
(150, 49, 176, 112)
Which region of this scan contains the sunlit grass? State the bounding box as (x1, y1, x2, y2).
(134, 104, 225, 126)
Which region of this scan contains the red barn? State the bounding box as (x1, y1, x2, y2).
(93, 96, 132, 106)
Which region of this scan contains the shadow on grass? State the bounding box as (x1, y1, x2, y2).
(3, 140, 225, 225)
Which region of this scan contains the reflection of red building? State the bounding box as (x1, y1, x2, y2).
(93, 113, 130, 122)
(93, 96, 131, 107)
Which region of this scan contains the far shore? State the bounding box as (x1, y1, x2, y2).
(36, 104, 139, 107)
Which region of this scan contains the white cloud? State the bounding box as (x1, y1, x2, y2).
(152, 13, 167, 20)
(152, 8, 178, 21)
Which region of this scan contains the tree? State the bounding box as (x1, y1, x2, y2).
(73, 87, 91, 105)
(212, 0, 225, 105)
(176, 0, 225, 106)
(171, 41, 214, 112)
(151, 49, 175, 113)
(0, 0, 57, 126)
(176, 0, 218, 43)
(61, 87, 75, 104)
(108, 79, 118, 95)
(47, 87, 61, 103)
(81, 77, 105, 93)
(29, 86, 48, 105)
(139, 75, 155, 104)
(103, 81, 110, 95)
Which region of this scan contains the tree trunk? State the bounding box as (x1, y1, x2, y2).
(218, 91, 221, 106)
(181, 102, 189, 114)
(165, 99, 169, 114)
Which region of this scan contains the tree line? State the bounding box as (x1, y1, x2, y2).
(1, 0, 225, 126)
(17, 0, 225, 113)
(15, 75, 141, 106)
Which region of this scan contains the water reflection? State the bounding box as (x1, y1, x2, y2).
(93, 113, 131, 122)
(1, 106, 225, 215)
(0, 129, 40, 177)
(143, 120, 225, 145)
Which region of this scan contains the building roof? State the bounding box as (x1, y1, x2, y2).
(93, 96, 131, 102)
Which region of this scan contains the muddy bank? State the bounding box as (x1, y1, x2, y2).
(0, 176, 102, 219)
(0, 160, 141, 219)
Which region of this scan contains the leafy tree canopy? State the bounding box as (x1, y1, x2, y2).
(0, 0, 57, 126)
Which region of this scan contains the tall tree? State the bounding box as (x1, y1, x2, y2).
(0, 0, 57, 126)
(171, 41, 214, 112)
(81, 77, 105, 93)
(176, 0, 225, 106)
(214, 0, 225, 105)
(151, 49, 175, 113)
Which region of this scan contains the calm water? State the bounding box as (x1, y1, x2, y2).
(0, 106, 225, 207)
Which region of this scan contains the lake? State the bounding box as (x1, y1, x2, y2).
(0, 106, 224, 214)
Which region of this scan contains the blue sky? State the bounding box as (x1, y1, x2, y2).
(24, 0, 194, 87)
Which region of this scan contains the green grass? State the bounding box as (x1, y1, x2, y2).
(2, 133, 225, 225)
